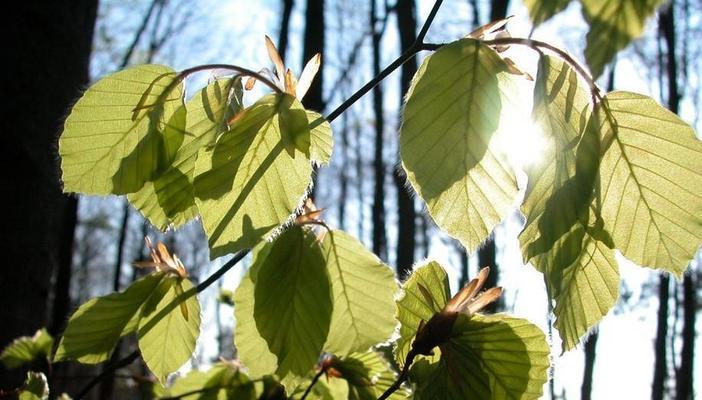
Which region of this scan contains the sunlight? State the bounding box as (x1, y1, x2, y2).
(494, 94, 548, 171)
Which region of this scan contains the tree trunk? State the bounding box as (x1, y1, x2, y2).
(581, 332, 599, 400)
(676, 271, 696, 400)
(303, 0, 325, 199)
(653, 4, 680, 399)
(302, 0, 325, 113)
(489, 0, 509, 22)
(395, 0, 418, 278)
(1, 1, 97, 390)
(652, 275, 670, 400)
(370, 0, 388, 261)
(277, 0, 294, 62)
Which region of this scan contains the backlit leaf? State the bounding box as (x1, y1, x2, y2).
(598, 91, 702, 276)
(519, 56, 619, 351)
(194, 93, 313, 258)
(164, 362, 255, 399)
(59, 64, 185, 195)
(400, 38, 518, 252)
(411, 314, 550, 400)
(581, 0, 663, 79)
(0, 329, 53, 369)
(322, 230, 398, 355)
(129, 78, 241, 229)
(235, 226, 332, 378)
(18, 372, 49, 400)
(524, 0, 571, 26)
(138, 277, 201, 383)
(55, 273, 164, 363)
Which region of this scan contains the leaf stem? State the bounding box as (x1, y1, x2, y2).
(324, 0, 444, 123)
(300, 366, 327, 400)
(378, 350, 416, 400)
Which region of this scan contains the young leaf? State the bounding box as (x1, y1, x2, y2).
(129, 78, 241, 230)
(410, 314, 550, 400)
(523, 0, 571, 26)
(194, 93, 313, 258)
(165, 362, 255, 400)
(138, 276, 201, 383)
(395, 261, 451, 366)
(55, 273, 164, 363)
(59, 64, 186, 195)
(581, 0, 663, 79)
(400, 38, 518, 253)
(520, 56, 619, 351)
(253, 226, 332, 377)
(308, 110, 334, 165)
(0, 329, 53, 369)
(321, 230, 398, 356)
(18, 371, 49, 400)
(597, 91, 702, 276)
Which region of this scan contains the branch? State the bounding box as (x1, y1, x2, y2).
(325, 0, 444, 123)
(377, 350, 416, 400)
(300, 367, 326, 400)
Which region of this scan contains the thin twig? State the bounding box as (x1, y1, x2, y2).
(300, 367, 326, 400)
(378, 350, 416, 400)
(325, 0, 444, 123)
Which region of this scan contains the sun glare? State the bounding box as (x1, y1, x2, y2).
(494, 92, 548, 171)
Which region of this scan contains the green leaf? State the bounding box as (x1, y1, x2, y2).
(18, 372, 49, 400)
(59, 64, 186, 195)
(0, 329, 53, 369)
(129, 78, 241, 230)
(581, 0, 663, 79)
(322, 230, 398, 355)
(598, 91, 702, 276)
(233, 245, 279, 377)
(519, 56, 619, 351)
(194, 93, 313, 258)
(400, 38, 518, 252)
(395, 261, 450, 366)
(524, 0, 571, 26)
(308, 111, 334, 165)
(340, 351, 407, 400)
(253, 226, 332, 377)
(138, 277, 201, 383)
(411, 314, 550, 400)
(55, 273, 164, 363)
(164, 362, 255, 399)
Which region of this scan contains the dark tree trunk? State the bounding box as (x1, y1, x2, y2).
(653, 4, 680, 399)
(370, 0, 388, 261)
(302, 0, 325, 113)
(676, 272, 696, 400)
(1, 1, 97, 390)
(277, 0, 294, 62)
(652, 275, 670, 400)
(489, 0, 509, 22)
(303, 0, 325, 199)
(50, 198, 78, 336)
(395, 0, 418, 278)
(581, 333, 599, 400)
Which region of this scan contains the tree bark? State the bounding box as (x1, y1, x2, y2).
(277, 0, 294, 62)
(395, 0, 418, 278)
(653, 4, 680, 399)
(1, 1, 97, 390)
(581, 333, 599, 400)
(370, 0, 388, 261)
(302, 0, 325, 113)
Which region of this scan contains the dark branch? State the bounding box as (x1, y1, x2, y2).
(300, 367, 326, 400)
